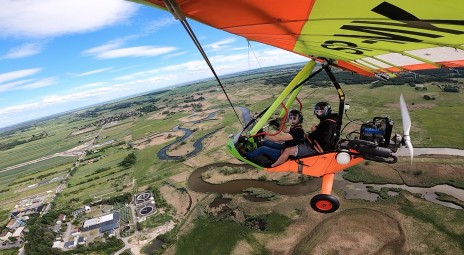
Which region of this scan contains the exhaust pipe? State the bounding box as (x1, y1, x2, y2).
(356, 144, 392, 158)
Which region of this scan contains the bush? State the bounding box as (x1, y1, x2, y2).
(413, 170, 423, 176)
(423, 95, 435, 100)
(118, 152, 137, 168)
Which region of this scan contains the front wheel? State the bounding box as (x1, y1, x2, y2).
(310, 194, 340, 213)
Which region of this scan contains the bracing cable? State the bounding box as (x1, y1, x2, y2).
(178, 18, 244, 128)
(247, 40, 262, 69)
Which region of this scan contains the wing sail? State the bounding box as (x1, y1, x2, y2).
(137, 0, 464, 76)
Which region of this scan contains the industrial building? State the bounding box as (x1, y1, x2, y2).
(81, 212, 119, 234)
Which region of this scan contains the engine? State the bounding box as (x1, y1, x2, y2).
(360, 116, 400, 151)
(341, 116, 402, 164)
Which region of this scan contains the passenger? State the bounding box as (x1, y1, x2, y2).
(270, 102, 338, 167)
(239, 109, 306, 164)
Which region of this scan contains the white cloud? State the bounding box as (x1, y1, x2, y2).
(0, 46, 308, 128)
(113, 60, 205, 81)
(0, 102, 38, 115)
(16, 77, 57, 90)
(0, 0, 138, 38)
(83, 40, 124, 55)
(73, 82, 108, 90)
(0, 77, 57, 92)
(0, 68, 41, 83)
(92, 46, 177, 59)
(143, 17, 176, 34)
(0, 85, 126, 116)
(0, 79, 34, 93)
(113, 48, 307, 83)
(76, 68, 113, 77)
(2, 42, 43, 59)
(164, 51, 188, 59)
(205, 38, 237, 50)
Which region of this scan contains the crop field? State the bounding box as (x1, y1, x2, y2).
(0, 158, 75, 208)
(0, 119, 98, 170)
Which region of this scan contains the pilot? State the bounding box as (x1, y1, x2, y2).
(270, 101, 338, 167)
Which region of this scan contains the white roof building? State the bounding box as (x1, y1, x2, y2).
(82, 212, 118, 232)
(12, 227, 24, 238)
(0, 232, 12, 241)
(52, 241, 63, 249)
(82, 213, 114, 229)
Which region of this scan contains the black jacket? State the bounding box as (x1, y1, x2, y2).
(307, 114, 338, 152)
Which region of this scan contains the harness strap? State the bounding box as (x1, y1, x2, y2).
(305, 118, 337, 153)
(305, 135, 324, 153)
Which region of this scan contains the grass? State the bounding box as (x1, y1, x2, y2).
(400, 196, 464, 253)
(343, 157, 464, 188)
(99, 120, 134, 140)
(130, 113, 187, 140)
(1, 181, 59, 207)
(0, 124, 90, 169)
(260, 212, 291, 232)
(175, 217, 251, 255)
(175, 202, 291, 255)
(133, 145, 189, 186)
(435, 191, 464, 208)
(343, 165, 402, 184)
(12, 161, 73, 184)
(142, 211, 173, 229)
(414, 104, 464, 147)
(0, 155, 76, 180)
(0, 249, 18, 255)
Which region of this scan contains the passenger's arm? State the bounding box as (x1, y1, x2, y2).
(266, 133, 293, 142)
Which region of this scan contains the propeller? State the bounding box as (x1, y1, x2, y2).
(399, 94, 414, 163)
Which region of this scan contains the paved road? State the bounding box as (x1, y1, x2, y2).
(62, 222, 73, 245)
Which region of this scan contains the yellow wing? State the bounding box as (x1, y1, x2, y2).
(134, 0, 464, 77)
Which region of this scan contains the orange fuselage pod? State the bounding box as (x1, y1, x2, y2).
(264, 152, 365, 177)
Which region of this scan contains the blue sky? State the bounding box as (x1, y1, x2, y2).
(0, 0, 307, 129)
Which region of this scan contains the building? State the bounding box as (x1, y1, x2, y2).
(56, 214, 66, 224)
(52, 224, 61, 233)
(0, 232, 12, 242)
(70, 230, 81, 237)
(63, 236, 86, 249)
(63, 240, 75, 249)
(52, 241, 63, 249)
(82, 212, 119, 233)
(77, 236, 86, 245)
(5, 219, 23, 230)
(12, 227, 25, 239)
(71, 208, 85, 217)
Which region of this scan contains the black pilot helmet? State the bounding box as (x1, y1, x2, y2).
(289, 109, 303, 123)
(314, 101, 331, 119)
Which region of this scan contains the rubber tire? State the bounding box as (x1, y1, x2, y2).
(310, 194, 340, 213)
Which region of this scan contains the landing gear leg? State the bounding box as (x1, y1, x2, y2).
(310, 173, 340, 213)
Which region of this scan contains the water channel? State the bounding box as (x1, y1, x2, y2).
(157, 127, 222, 160)
(187, 163, 464, 210)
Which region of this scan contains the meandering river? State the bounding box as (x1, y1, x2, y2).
(187, 163, 464, 210)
